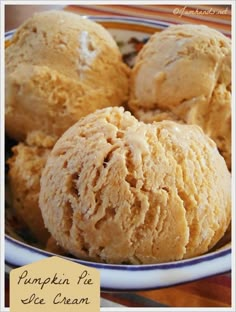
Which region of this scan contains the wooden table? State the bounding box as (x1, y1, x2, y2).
(4, 271, 232, 307)
(4, 3, 232, 309)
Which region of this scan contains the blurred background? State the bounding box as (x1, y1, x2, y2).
(5, 4, 231, 37)
(5, 5, 65, 31)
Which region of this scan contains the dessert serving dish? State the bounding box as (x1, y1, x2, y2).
(5, 15, 231, 291)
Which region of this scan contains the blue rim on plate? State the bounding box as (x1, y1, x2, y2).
(5, 235, 231, 291)
(4, 16, 171, 39)
(5, 16, 231, 291)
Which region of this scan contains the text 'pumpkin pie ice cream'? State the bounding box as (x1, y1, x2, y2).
(128, 24, 231, 169)
(5, 10, 130, 142)
(39, 107, 231, 264)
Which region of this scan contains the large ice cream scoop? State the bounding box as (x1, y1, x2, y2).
(128, 24, 231, 169)
(5, 10, 129, 142)
(39, 107, 231, 264)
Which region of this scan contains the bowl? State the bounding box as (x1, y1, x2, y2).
(5, 16, 231, 291)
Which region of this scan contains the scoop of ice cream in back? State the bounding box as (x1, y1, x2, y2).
(5, 10, 130, 142)
(7, 140, 51, 244)
(39, 107, 231, 264)
(128, 24, 231, 169)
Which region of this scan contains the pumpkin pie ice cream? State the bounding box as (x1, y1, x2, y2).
(129, 24, 231, 169)
(7, 140, 51, 243)
(5, 10, 129, 142)
(39, 107, 231, 264)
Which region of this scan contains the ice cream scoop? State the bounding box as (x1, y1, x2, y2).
(7, 140, 51, 243)
(128, 24, 231, 169)
(5, 10, 129, 142)
(39, 107, 231, 264)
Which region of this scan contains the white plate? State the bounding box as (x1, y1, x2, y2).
(5, 235, 231, 291)
(5, 16, 231, 291)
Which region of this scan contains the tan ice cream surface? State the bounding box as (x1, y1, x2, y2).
(129, 24, 231, 169)
(39, 107, 231, 264)
(7, 140, 51, 243)
(5, 10, 129, 142)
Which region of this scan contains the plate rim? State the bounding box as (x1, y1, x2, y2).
(5, 234, 231, 291)
(4, 15, 171, 39)
(5, 234, 231, 271)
